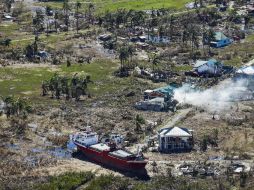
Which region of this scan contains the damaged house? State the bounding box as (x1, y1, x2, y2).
(210, 32, 232, 48)
(158, 127, 193, 153)
(194, 59, 223, 76)
(143, 85, 175, 100)
(186, 59, 233, 77)
(135, 85, 178, 112)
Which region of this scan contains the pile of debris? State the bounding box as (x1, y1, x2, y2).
(178, 162, 222, 176)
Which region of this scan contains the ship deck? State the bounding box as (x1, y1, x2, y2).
(90, 143, 110, 151)
(109, 150, 134, 158)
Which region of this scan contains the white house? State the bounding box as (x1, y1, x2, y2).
(158, 127, 193, 153)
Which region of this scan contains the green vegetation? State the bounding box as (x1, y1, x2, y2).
(246, 34, 254, 42)
(0, 23, 19, 36)
(42, 72, 92, 100)
(35, 171, 94, 190)
(1, 96, 32, 118)
(35, 0, 191, 14)
(216, 34, 254, 68)
(0, 67, 53, 97)
(0, 59, 146, 103)
(94, 0, 190, 13)
(84, 174, 233, 190)
(85, 174, 128, 190)
(172, 65, 192, 72)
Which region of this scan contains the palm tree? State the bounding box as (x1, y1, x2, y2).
(104, 11, 114, 30)
(41, 81, 49, 96)
(127, 9, 134, 28)
(132, 11, 145, 28)
(169, 15, 175, 39)
(127, 44, 135, 63)
(60, 76, 70, 100)
(158, 25, 164, 40)
(151, 53, 159, 73)
(115, 9, 126, 28)
(88, 3, 94, 24)
(203, 28, 215, 55)
(63, 0, 70, 31)
(75, 1, 81, 33)
(4, 0, 13, 13)
(146, 20, 152, 40)
(54, 11, 59, 32)
(118, 46, 129, 71)
(33, 9, 44, 33)
(2, 96, 31, 117)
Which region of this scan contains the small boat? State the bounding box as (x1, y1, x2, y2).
(73, 130, 148, 171)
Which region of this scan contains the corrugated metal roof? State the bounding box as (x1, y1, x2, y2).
(154, 85, 175, 94)
(194, 59, 220, 68)
(214, 32, 228, 41)
(236, 66, 254, 75)
(194, 60, 208, 68)
(159, 127, 192, 137)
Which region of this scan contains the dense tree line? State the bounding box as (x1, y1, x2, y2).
(1, 96, 32, 118)
(41, 73, 92, 101)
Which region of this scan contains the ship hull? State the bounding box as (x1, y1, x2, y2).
(76, 144, 147, 171)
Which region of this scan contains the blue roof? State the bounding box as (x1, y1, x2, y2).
(214, 32, 228, 41)
(195, 59, 222, 68)
(154, 85, 176, 94)
(207, 59, 220, 66)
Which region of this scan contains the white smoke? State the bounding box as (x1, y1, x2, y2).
(173, 79, 252, 112)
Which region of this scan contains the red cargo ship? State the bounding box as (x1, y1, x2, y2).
(73, 131, 148, 171)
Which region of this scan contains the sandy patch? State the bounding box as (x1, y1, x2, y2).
(21, 91, 34, 95)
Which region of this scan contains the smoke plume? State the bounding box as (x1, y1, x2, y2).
(173, 79, 252, 112)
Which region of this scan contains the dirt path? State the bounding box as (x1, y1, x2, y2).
(159, 108, 192, 130)
(128, 108, 192, 153)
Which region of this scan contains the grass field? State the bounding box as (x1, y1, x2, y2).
(93, 0, 191, 13)
(0, 23, 19, 37)
(36, 0, 191, 14)
(0, 59, 141, 104)
(0, 60, 116, 96)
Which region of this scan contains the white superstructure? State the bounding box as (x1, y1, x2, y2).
(73, 131, 99, 147)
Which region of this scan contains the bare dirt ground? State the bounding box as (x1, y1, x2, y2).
(1, 49, 254, 184)
(2, 97, 254, 179)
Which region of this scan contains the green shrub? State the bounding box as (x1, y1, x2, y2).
(35, 171, 94, 190)
(85, 174, 117, 190)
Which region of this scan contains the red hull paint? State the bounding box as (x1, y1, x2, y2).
(76, 144, 147, 171)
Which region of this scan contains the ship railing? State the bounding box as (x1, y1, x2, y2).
(74, 139, 88, 146)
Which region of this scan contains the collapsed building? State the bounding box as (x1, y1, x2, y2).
(135, 85, 178, 112)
